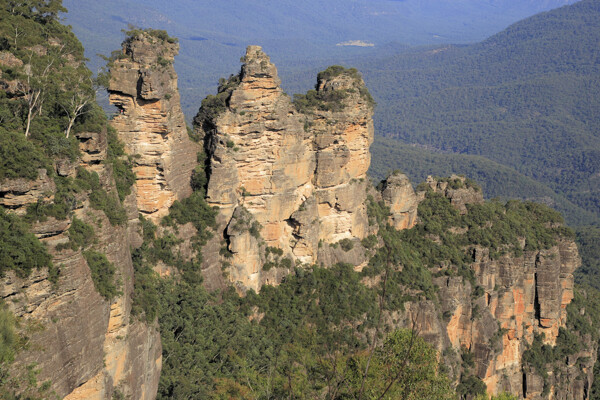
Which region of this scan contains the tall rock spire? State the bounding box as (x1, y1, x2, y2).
(195, 46, 375, 292)
(108, 31, 198, 222)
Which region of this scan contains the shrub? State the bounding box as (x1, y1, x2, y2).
(457, 375, 487, 398)
(58, 217, 95, 251)
(0, 128, 50, 181)
(162, 192, 217, 246)
(106, 127, 135, 202)
(361, 234, 378, 249)
(0, 208, 53, 279)
(77, 167, 127, 226)
(338, 238, 354, 252)
(83, 250, 119, 300)
(194, 74, 240, 125)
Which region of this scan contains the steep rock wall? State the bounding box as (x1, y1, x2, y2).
(0, 127, 161, 399)
(385, 181, 588, 399)
(380, 172, 419, 230)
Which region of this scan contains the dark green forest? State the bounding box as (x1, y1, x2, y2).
(360, 0, 600, 223)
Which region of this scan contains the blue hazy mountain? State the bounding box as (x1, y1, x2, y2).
(63, 0, 576, 115)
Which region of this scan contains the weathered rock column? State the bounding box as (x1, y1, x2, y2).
(108, 32, 198, 223)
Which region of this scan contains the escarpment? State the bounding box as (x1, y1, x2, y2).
(1, 21, 594, 398)
(184, 53, 589, 398)
(0, 126, 161, 399)
(0, 27, 161, 398)
(108, 31, 198, 223)
(193, 46, 374, 292)
(386, 177, 588, 399)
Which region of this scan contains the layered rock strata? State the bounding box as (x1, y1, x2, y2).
(425, 174, 484, 213)
(194, 46, 374, 292)
(108, 32, 198, 223)
(0, 123, 161, 399)
(380, 172, 419, 230)
(435, 238, 580, 397)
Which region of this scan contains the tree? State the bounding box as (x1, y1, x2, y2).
(20, 44, 65, 137)
(4, 1, 66, 23)
(57, 65, 95, 138)
(345, 329, 455, 400)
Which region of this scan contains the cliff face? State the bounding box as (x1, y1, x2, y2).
(2, 30, 589, 398)
(108, 32, 198, 223)
(194, 46, 374, 292)
(381, 179, 589, 399)
(437, 238, 581, 397)
(1, 96, 160, 399)
(98, 41, 590, 399)
(380, 172, 419, 230)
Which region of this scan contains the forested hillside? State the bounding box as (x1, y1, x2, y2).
(3, 1, 600, 399)
(369, 138, 599, 227)
(62, 0, 576, 118)
(360, 0, 600, 223)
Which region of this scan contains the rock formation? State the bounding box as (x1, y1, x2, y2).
(1, 27, 592, 398)
(425, 174, 485, 214)
(380, 172, 419, 230)
(388, 182, 588, 399)
(108, 32, 198, 223)
(194, 46, 374, 292)
(434, 238, 581, 397)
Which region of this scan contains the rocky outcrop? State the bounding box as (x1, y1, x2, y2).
(372, 178, 585, 399)
(194, 46, 374, 292)
(0, 169, 55, 214)
(108, 32, 198, 223)
(425, 174, 484, 214)
(310, 68, 374, 245)
(435, 238, 580, 396)
(380, 172, 419, 230)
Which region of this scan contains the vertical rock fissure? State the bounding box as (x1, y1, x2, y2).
(534, 256, 542, 322)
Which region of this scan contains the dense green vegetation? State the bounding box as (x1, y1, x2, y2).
(125, 153, 581, 398)
(575, 226, 600, 290)
(145, 261, 455, 399)
(0, 0, 135, 339)
(106, 127, 136, 202)
(293, 65, 374, 114)
(24, 167, 127, 226)
(520, 286, 600, 397)
(63, 0, 577, 120)
(3, 1, 600, 397)
(0, 207, 54, 280)
(193, 74, 240, 128)
(369, 137, 600, 227)
(83, 250, 119, 300)
(56, 217, 95, 251)
(360, 0, 600, 223)
(0, 301, 55, 399)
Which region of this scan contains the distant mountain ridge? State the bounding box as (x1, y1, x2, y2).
(359, 0, 600, 225)
(63, 0, 577, 117)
